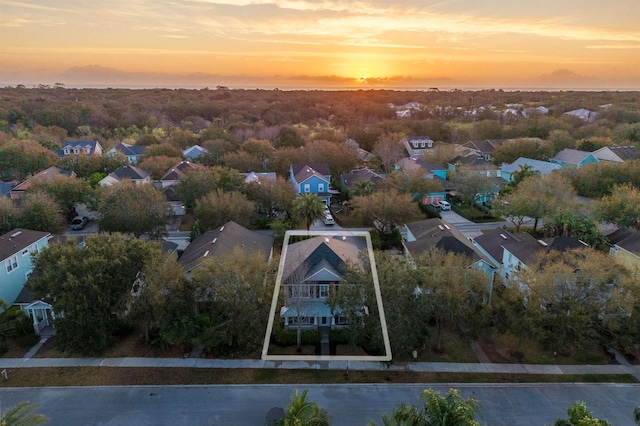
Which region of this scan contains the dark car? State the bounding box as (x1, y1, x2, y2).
(70, 216, 88, 230)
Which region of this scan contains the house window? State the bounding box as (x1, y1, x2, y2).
(335, 315, 348, 325)
(318, 183, 325, 192)
(5, 256, 18, 273)
(319, 285, 329, 298)
(22, 249, 29, 256)
(25, 270, 32, 280)
(303, 184, 310, 193)
(64, 149, 70, 155)
(73, 148, 80, 154)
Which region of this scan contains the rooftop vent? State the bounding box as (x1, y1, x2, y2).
(11, 231, 22, 238)
(212, 238, 217, 244)
(537, 240, 548, 247)
(438, 225, 444, 231)
(203, 250, 209, 257)
(500, 234, 508, 240)
(444, 224, 450, 230)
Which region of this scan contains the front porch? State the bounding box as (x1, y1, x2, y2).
(21, 300, 56, 336)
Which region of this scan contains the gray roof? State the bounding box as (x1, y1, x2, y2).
(614, 232, 640, 255)
(502, 236, 586, 264)
(500, 157, 561, 175)
(110, 165, 150, 181)
(178, 221, 273, 268)
(403, 218, 487, 263)
(594, 146, 640, 162)
(0, 228, 51, 261)
(450, 154, 494, 168)
(283, 235, 366, 282)
(473, 228, 534, 265)
(340, 168, 385, 190)
(551, 148, 594, 165)
(112, 142, 147, 156)
(161, 161, 199, 181)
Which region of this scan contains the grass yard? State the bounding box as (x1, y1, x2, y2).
(478, 334, 612, 365)
(394, 328, 479, 363)
(0, 367, 635, 388)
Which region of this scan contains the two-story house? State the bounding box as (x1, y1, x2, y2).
(471, 228, 535, 272)
(403, 218, 496, 300)
(280, 235, 366, 329)
(289, 163, 335, 206)
(394, 157, 451, 205)
(0, 229, 51, 310)
(608, 230, 640, 279)
(53, 140, 103, 158)
(402, 135, 434, 158)
(8, 166, 76, 200)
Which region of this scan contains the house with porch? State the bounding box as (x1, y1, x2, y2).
(280, 235, 367, 329)
(0, 228, 51, 310)
(289, 163, 336, 206)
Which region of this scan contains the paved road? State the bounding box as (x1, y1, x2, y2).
(0, 383, 637, 425)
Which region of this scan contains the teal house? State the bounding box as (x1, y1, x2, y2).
(550, 148, 599, 168)
(0, 229, 51, 310)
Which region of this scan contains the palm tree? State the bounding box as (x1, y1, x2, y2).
(283, 389, 330, 426)
(351, 180, 374, 197)
(291, 194, 325, 231)
(634, 406, 640, 425)
(554, 401, 611, 426)
(379, 389, 480, 426)
(1, 401, 49, 426)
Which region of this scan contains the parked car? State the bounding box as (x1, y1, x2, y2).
(437, 201, 451, 211)
(324, 214, 335, 226)
(70, 216, 88, 230)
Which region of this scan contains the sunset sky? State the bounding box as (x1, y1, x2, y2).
(2, 0, 640, 89)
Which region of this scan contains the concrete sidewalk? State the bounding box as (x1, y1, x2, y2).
(1, 357, 638, 378)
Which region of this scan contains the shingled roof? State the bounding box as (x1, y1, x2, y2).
(178, 221, 273, 269)
(502, 236, 587, 265)
(0, 229, 51, 262)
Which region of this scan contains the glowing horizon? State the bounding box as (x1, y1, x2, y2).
(2, 0, 640, 89)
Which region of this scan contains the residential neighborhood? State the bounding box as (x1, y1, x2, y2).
(0, 87, 640, 424)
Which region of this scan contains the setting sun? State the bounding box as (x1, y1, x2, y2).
(1, 1, 639, 89)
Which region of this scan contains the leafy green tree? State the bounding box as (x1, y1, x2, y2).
(28, 173, 90, 210)
(291, 193, 325, 231)
(16, 192, 64, 233)
(0, 401, 48, 426)
(351, 189, 423, 243)
(498, 173, 575, 231)
(415, 249, 488, 352)
(274, 125, 305, 148)
(138, 155, 183, 180)
(501, 164, 539, 195)
(194, 190, 255, 230)
(350, 180, 375, 197)
(59, 152, 128, 178)
(127, 247, 186, 343)
(596, 183, 640, 231)
(373, 388, 480, 426)
(516, 247, 635, 352)
(449, 167, 496, 211)
(0, 197, 17, 233)
(97, 181, 169, 238)
(383, 169, 442, 200)
(554, 401, 611, 426)
(28, 234, 154, 355)
(634, 406, 640, 425)
(0, 139, 59, 181)
(491, 138, 554, 165)
(191, 248, 273, 355)
(243, 176, 296, 216)
(175, 167, 219, 211)
(282, 389, 331, 426)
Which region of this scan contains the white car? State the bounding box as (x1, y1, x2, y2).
(323, 214, 335, 226)
(437, 201, 451, 211)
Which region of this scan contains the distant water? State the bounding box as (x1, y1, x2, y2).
(14, 84, 639, 92)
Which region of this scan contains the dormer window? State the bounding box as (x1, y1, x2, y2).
(64, 149, 70, 155)
(73, 148, 80, 154)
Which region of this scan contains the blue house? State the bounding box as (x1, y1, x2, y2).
(182, 145, 209, 161)
(0, 229, 51, 310)
(550, 149, 599, 169)
(394, 157, 451, 205)
(289, 163, 335, 206)
(499, 157, 561, 182)
(403, 219, 496, 301)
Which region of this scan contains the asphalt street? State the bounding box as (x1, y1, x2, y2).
(0, 383, 637, 426)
